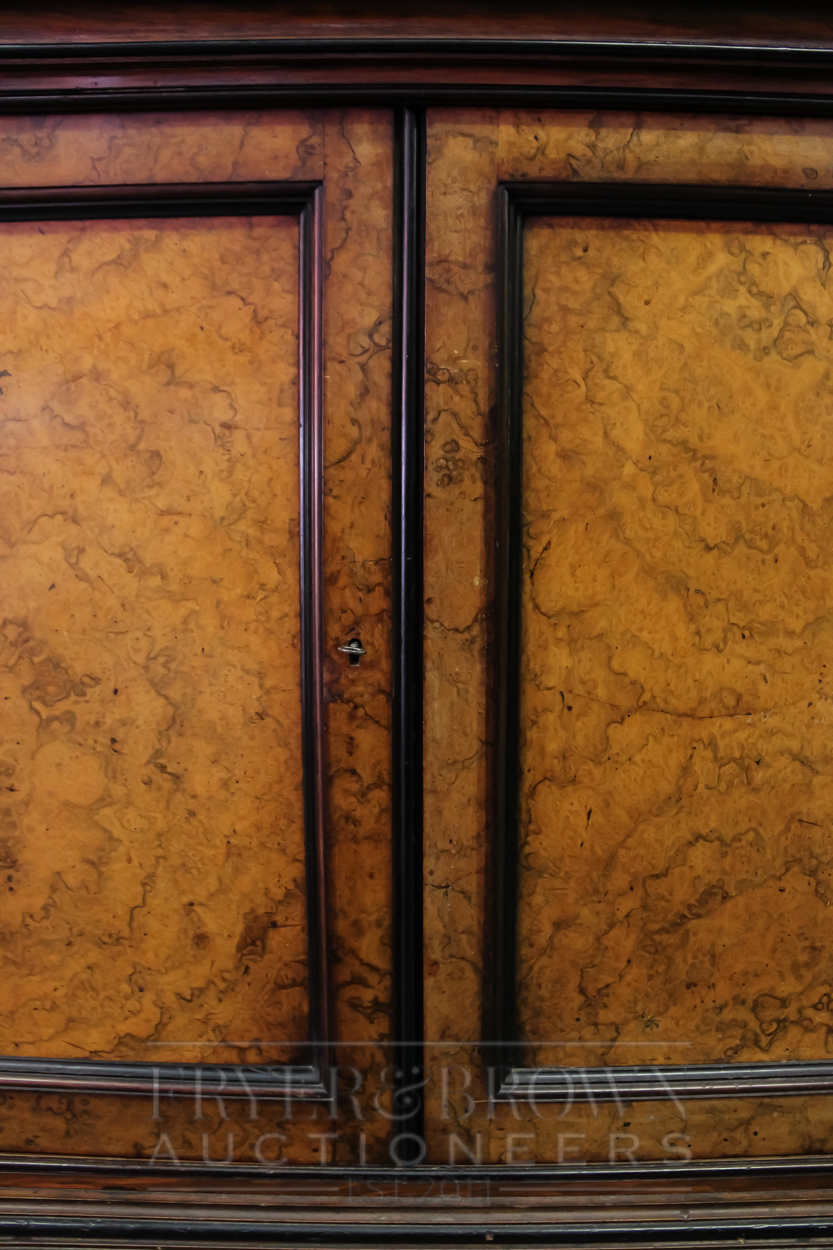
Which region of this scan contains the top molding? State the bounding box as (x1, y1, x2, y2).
(5, 37, 833, 114)
(2, 39, 833, 59)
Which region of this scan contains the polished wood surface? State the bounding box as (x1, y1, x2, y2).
(0, 111, 323, 187)
(319, 108, 395, 1165)
(423, 107, 498, 1080)
(0, 211, 307, 1066)
(520, 215, 833, 1069)
(0, 107, 394, 1163)
(5, 4, 833, 108)
(3, 0, 833, 43)
(423, 107, 833, 1163)
(3, 2, 833, 1230)
(4, 1155, 833, 1239)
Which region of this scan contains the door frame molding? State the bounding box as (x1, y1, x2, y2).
(0, 179, 332, 1103)
(493, 179, 833, 1102)
(391, 106, 428, 1155)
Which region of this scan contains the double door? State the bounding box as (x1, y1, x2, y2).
(2, 106, 833, 1166)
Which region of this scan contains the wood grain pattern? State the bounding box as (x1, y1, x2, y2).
(0, 111, 323, 188)
(320, 108, 395, 1164)
(423, 108, 833, 1162)
(424, 108, 498, 1055)
(498, 112, 833, 190)
(0, 213, 307, 1066)
(0, 108, 394, 1163)
(520, 215, 833, 1069)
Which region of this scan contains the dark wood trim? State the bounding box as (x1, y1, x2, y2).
(0, 37, 825, 104)
(493, 180, 833, 1103)
(5, 1155, 833, 1243)
(4, 1218, 833, 1247)
(4, 1217, 833, 1246)
(0, 1057, 326, 1101)
(7, 86, 833, 116)
(0, 182, 320, 216)
(489, 183, 524, 1075)
(5, 1158, 833, 1245)
(7, 1151, 833, 1179)
(6, 36, 833, 113)
(502, 181, 833, 223)
(298, 181, 331, 1071)
(5, 38, 833, 63)
(391, 106, 427, 1156)
(503, 1059, 833, 1103)
(0, 180, 330, 1102)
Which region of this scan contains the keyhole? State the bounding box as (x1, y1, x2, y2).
(337, 637, 367, 665)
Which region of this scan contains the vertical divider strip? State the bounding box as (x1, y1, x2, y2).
(492, 185, 525, 1077)
(299, 183, 332, 1076)
(391, 106, 427, 1155)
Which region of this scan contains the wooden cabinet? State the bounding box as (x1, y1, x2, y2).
(4, 9, 833, 1242)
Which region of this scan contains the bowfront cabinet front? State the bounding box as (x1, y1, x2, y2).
(4, 23, 833, 1240)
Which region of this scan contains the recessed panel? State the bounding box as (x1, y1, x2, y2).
(0, 215, 308, 1065)
(519, 217, 833, 1067)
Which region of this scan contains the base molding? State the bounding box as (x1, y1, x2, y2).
(2, 1156, 833, 1246)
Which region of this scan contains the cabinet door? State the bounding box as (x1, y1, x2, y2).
(0, 109, 393, 1165)
(424, 108, 833, 1165)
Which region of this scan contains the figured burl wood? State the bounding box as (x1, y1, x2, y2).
(424, 108, 833, 1162)
(0, 214, 308, 1064)
(320, 108, 395, 1163)
(424, 111, 498, 1029)
(0, 108, 394, 1164)
(0, 111, 323, 187)
(520, 217, 833, 1068)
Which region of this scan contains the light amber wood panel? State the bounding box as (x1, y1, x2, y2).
(424, 108, 833, 1162)
(498, 112, 833, 189)
(0, 111, 323, 186)
(424, 108, 498, 1033)
(320, 109, 395, 1165)
(520, 216, 833, 1068)
(423, 110, 499, 1161)
(0, 213, 307, 1065)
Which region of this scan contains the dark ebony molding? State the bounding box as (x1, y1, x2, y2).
(0, 179, 330, 1102)
(5, 1155, 833, 1246)
(493, 179, 833, 1102)
(7, 1151, 833, 1179)
(6, 38, 833, 63)
(6, 37, 833, 114)
(6, 1218, 833, 1247)
(5, 1155, 833, 1243)
(5, 1161, 833, 1247)
(6, 85, 833, 117)
(4, 1217, 833, 1247)
(0, 182, 320, 217)
(391, 107, 427, 1157)
(502, 1059, 833, 1103)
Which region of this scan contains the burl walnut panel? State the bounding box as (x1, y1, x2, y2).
(0, 111, 323, 188)
(424, 109, 833, 1162)
(520, 217, 833, 1068)
(0, 108, 393, 1164)
(320, 109, 395, 1165)
(0, 213, 308, 1065)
